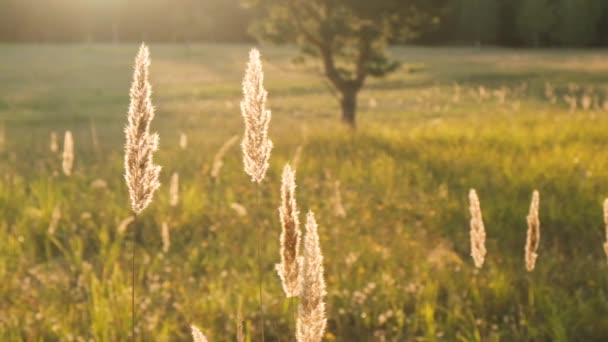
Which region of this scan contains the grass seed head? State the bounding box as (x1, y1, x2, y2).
(525, 190, 541, 272)
(276, 163, 301, 297)
(62, 130, 74, 176)
(297, 211, 327, 342)
(124, 43, 161, 214)
(240, 48, 273, 183)
(468, 189, 486, 268)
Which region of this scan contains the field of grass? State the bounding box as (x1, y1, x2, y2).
(2, 44, 608, 341)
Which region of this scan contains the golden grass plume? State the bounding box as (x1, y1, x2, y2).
(161, 221, 170, 253)
(525, 190, 541, 272)
(124, 43, 161, 214)
(297, 211, 327, 342)
(191, 325, 208, 342)
(240, 48, 273, 183)
(62, 130, 74, 176)
(468, 189, 486, 268)
(169, 172, 179, 207)
(276, 163, 301, 297)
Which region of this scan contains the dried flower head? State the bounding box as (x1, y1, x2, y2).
(240, 48, 273, 183)
(276, 163, 301, 297)
(169, 172, 179, 207)
(525, 190, 541, 272)
(468, 189, 486, 268)
(62, 131, 74, 176)
(124, 43, 161, 214)
(211, 135, 239, 180)
(191, 325, 208, 342)
(50, 131, 58, 153)
(297, 211, 327, 342)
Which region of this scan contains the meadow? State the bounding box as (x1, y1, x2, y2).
(2, 44, 608, 341)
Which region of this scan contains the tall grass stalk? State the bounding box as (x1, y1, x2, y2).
(124, 43, 161, 341)
(240, 48, 273, 341)
(276, 163, 301, 298)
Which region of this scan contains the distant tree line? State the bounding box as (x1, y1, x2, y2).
(425, 0, 608, 47)
(0, 0, 607, 47)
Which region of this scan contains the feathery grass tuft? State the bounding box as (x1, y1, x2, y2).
(124, 43, 161, 215)
(297, 211, 327, 342)
(240, 48, 273, 183)
(169, 172, 179, 207)
(62, 130, 74, 176)
(276, 163, 301, 297)
(525, 190, 541, 272)
(161, 221, 170, 253)
(468, 189, 486, 268)
(191, 325, 208, 342)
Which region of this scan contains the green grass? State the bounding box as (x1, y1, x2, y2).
(2, 43, 608, 341)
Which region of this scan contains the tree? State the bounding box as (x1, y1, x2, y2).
(244, 0, 447, 127)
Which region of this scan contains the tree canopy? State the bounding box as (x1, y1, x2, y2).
(245, 0, 447, 126)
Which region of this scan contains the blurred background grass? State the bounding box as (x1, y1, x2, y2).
(2, 44, 608, 341)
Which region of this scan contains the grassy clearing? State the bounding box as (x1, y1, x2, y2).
(2, 44, 608, 341)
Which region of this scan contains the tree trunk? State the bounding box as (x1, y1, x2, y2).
(340, 88, 358, 128)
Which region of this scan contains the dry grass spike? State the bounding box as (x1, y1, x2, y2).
(297, 211, 327, 342)
(62, 130, 74, 176)
(468, 189, 486, 268)
(124, 43, 161, 214)
(525, 190, 541, 272)
(276, 163, 301, 297)
(169, 172, 179, 207)
(161, 221, 170, 253)
(240, 48, 273, 183)
(191, 325, 208, 342)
